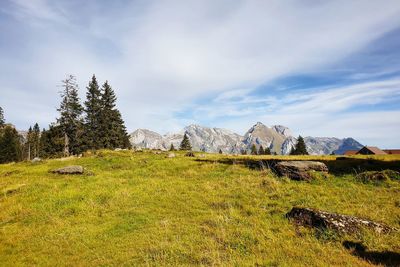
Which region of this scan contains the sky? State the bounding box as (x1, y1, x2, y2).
(1, 0, 400, 148)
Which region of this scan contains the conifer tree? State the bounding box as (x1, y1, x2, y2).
(0, 126, 22, 163)
(57, 75, 84, 156)
(99, 81, 130, 149)
(251, 144, 258, 155)
(219, 149, 223, 154)
(32, 123, 40, 158)
(84, 75, 102, 149)
(39, 125, 64, 158)
(264, 147, 271, 155)
(180, 133, 192, 150)
(169, 143, 175, 151)
(26, 126, 33, 160)
(0, 106, 4, 127)
(258, 145, 265, 155)
(290, 136, 309, 155)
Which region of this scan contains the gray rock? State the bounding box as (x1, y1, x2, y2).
(286, 207, 393, 234)
(275, 161, 328, 181)
(52, 165, 84, 175)
(166, 153, 176, 158)
(31, 157, 42, 163)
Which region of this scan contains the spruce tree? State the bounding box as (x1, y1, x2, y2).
(169, 143, 175, 151)
(258, 145, 265, 155)
(40, 125, 64, 158)
(180, 133, 192, 150)
(26, 126, 33, 160)
(264, 147, 271, 155)
(57, 75, 84, 156)
(219, 149, 223, 154)
(32, 123, 40, 158)
(0, 106, 4, 127)
(251, 144, 258, 155)
(84, 75, 102, 149)
(0, 126, 21, 163)
(290, 136, 309, 155)
(100, 81, 130, 149)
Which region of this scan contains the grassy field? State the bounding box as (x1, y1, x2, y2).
(1, 150, 399, 266)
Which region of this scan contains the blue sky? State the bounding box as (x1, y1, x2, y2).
(1, 0, 400, 148)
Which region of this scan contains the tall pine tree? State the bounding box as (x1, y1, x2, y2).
(99, 81, 130, 149)
(84, 75, 102, 150)
(39, 125, 64, 158)
(32, 123, 40, 158)
(57, 75, 84, 156)
(251, 144, 258, 155)
(290, 136, 309, 155)
(0, 106, 4, 127)
(258, 145, 265, 155)
(0, 126, 22, 163)
(180, 133, 192, 150)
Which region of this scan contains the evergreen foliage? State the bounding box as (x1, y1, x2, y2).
(39, 125, 65, 158)
(180, 133, 192, 150)
(251, 144, 258, 155)
(169, 143, 175, 151)
(84, 75, 103, 150)
(219, 149, 223, 154)
(0, 106, 4, 127)
(290, 136, 309, 155)
(264, 147, 271, 155)
(99, 81, 130, 149)
(57, 75, 84, 156)
(258, 145, 265, 155)
(32, 123, 40, 158)
(0, 125, 22, 163)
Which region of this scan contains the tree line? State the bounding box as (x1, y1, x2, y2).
(0, 74, 130, 163)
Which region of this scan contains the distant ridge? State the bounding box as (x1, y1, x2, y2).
(129, 122, 363, 155)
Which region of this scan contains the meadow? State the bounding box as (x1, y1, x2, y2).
(1, 150, 399, 266)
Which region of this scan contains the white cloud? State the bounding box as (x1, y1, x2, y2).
(1, 0, 400, 146)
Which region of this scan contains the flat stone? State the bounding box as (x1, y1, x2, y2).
(52, 165, 84, 175)
(275, 161, 328, 181)
(286, 207, 393, 234)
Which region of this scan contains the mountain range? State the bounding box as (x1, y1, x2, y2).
(129, 122, 363, 155)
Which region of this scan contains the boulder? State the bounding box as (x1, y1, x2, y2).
(167, 153, 176, 158)
(286, 207, 393, 234)
(274, 161, 328, 181)
(185, 152, 195, 157)
(31, 157, 42, 163)
(52, 165, 84, 175)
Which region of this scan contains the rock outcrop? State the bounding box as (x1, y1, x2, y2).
(286, 207, 393, 234)
(52, 166, 84, 175)
(275, 161, 328, 181)
(129, 123, 363, 155)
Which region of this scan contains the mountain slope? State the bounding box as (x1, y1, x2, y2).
(129, 123, 363, 155)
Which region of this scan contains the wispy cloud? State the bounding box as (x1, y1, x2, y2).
(0, 0, 400, 146)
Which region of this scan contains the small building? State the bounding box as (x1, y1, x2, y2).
(383, 149, 400, 155)
(344, 150, 358, 155)
(356, 146, 387, 155)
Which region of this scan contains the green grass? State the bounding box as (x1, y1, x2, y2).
(1, 150, 399, 266)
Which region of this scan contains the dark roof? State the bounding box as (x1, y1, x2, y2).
(344, 150, 358, 155)
(357, 146, 387, 155)
(383, 149, 400, 155)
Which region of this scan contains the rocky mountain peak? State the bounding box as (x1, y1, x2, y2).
(129, 122, 363, 155)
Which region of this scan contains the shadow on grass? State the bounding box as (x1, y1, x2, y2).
(343, 241, 400, 267)
(194, 158, 400, 176)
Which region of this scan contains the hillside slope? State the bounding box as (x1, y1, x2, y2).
(1, 151, 398, 266)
